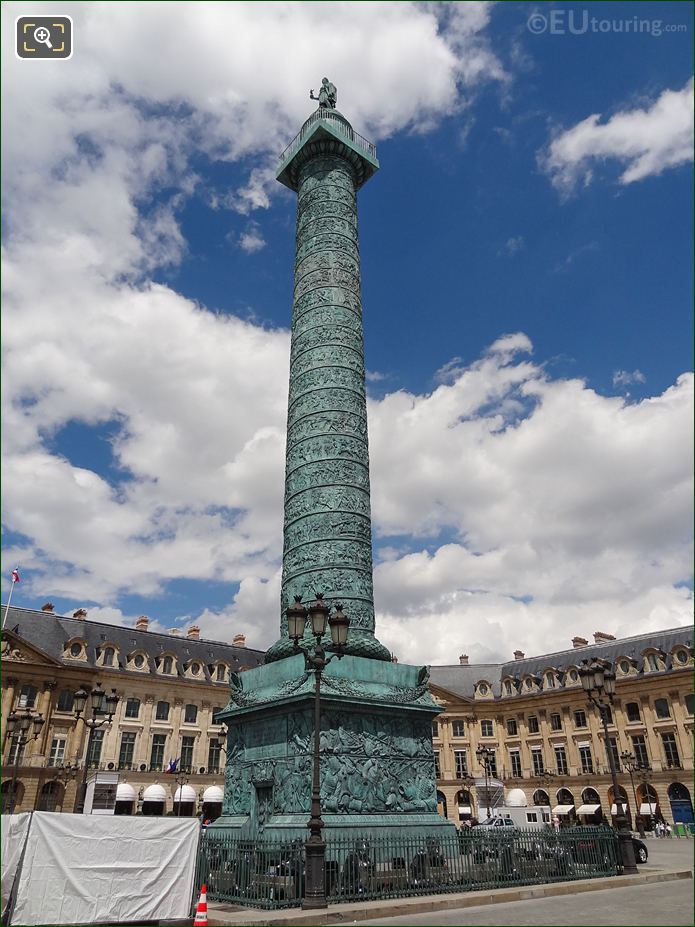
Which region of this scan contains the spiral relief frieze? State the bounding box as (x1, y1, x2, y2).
(269, 150, 389, 661)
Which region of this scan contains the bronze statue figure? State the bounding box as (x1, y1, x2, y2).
(310, 77, 337, 109)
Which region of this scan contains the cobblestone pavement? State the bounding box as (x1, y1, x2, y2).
(361, 838, 694, 926)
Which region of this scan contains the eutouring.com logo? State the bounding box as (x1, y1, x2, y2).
(527, 10, 688, 37)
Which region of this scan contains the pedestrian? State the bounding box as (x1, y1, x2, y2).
(553, 815, 561, 833)
(666, 822, 673, 838)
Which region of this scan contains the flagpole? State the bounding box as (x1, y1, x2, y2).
(2, 569, 19, 631)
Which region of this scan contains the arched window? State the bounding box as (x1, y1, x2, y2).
(646, 652, 660, 672)
(216, 664, 226, 682)
(37, 781, 63, 812)
(1, 780, 24, 813)
(163, 656, 173, 674)
(456, 789, 473, 821)
(103, 647, 115, 667)
(545, 672, 555, 688)
(533, 789, 550, 806)
(581, 787, 601, 805)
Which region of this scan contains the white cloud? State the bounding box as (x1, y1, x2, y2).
(613, 369, 646, 388)
(368, 358, 693, 663)
(541, 78, 694, 192)
(238, 222, 267, 254)
(502, 235, 525, 255)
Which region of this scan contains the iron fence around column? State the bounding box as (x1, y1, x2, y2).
(195, 826, 619, 910)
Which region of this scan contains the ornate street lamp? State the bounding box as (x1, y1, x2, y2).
(288, 594, 350, 910)
(3, 710, 45, 813)
(620, 751, 645, 838)
(475, 745, 495, 820)
(579, 659, 637, 874)
(72, 682, 120, 813)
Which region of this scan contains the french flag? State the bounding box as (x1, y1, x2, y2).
(11, 569, 20, 584)
(164, 758, 179, 774)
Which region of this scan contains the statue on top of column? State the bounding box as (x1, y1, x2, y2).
(310, 77, 337, 109)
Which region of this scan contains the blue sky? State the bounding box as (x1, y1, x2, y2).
(2, 1, 693, 663)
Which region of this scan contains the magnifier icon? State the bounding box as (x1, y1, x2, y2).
(33, 26, 53, 49)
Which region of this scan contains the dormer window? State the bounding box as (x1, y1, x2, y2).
(674, 649, 689, 665)
(102, 647, 116, 667)
(129, 652, 147, 670)
(618, 659, 631, 674)
(478, 683, 488, 695)
(545, 672, 555, 688)
(163, 656, 174, 674)
(216, 664, 227, 682)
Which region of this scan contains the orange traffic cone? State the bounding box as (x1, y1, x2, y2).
(193, 883, 207, 926)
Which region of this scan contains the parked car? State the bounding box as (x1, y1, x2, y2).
(632, 838, 648, 864)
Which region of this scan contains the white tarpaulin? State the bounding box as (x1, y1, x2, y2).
(10, 812, 200, 925)
(1, 813, 32, 919)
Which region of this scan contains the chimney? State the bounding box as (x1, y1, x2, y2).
(593, 632, 616, 644)
(513, 649, 525, 661)
(135, 615, 149, 632)
(187, 625, 200, 640)
(391, 654, 398, 663)
(572, 636, 589, 649)
(169, 628, 181, 636)
(73, 608, 87, 620)
(459, 654, 469, 665)
(41, 602, 55, 613)
(233, 633, 246, 648)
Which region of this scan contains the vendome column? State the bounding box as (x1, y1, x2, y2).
(214, 85, 452, 843)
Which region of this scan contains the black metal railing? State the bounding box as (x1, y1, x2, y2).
(196, 827, 619, 910)
(279, 108, 377, 165)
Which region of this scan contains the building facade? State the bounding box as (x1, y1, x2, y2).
(3, 607, 693, 829)
(429, 627, 694, 830)
(1, 604, 263, 816)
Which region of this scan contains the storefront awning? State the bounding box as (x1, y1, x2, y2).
(552, 804, 574, 814)
(576, 803, 601, 814)
(115, 783, 136, 802)
(458, 806, 472, 815)
(610, 803, 629, 815)
(639, 803, 657, 815)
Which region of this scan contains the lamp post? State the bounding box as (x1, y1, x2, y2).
(72, 683, 120, 813)
(637, 766, 655, 830)
(579, 659, 637, 874)
(3, 710, 45, 813)
(475, 745, 495, 820)
(287, 594, 350, 910)
(620, 751, 645, 838)
(174, 771, 189, 817)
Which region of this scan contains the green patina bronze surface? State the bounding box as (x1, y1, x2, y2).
(213, 88, 453, 844)
(267, 96, 388, 663)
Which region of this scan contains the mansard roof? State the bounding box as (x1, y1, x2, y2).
(429, 625, 692, 700)
(4, 605, 264, 684)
